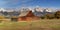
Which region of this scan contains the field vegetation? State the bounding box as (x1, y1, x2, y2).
(0, 19, 60, 30)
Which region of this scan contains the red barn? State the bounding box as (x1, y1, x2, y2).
(18, 10, 39, 21)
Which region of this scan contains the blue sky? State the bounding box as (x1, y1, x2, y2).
(0, 0, 60, 8)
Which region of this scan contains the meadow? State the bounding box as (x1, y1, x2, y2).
(0, 19, 60, 30)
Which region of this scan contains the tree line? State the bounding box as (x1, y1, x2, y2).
(40, 11, 60, 19)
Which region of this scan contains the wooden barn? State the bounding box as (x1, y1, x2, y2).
(18, 10, 39, 21)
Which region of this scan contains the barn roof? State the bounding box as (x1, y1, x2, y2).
(19, 11, 30, 17)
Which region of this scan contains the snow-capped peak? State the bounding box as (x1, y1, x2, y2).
(0, 8, 7, 12)
(45, 8, 53, 12)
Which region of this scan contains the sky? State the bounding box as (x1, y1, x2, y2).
(0, 0, 60, 8)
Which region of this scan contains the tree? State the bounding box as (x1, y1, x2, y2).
(55, 11, 60, 19)
(45, 13, 55, 19)
(0, 16, 5, 19)
(0, 16, 5, 23)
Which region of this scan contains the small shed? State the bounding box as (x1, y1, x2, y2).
(18, 10, 39, 21)
(11, 16, 18, 22)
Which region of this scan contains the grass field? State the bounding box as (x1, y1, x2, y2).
(0, 19, 60, 30)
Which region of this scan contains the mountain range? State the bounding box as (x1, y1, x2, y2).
(0, 7, 58, 17)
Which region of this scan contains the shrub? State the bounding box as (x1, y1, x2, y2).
(40, 16, 45, 19)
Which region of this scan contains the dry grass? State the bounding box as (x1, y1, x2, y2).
(0, 19, 60, 30)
